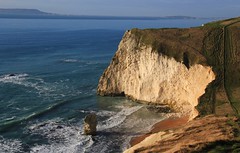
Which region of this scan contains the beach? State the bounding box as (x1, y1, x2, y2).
(130, 115, 189, 146)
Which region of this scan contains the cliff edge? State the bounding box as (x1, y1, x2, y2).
(97, 17, 240, 152)
(97, 28, 216, 120)
(98, 17, 240, 118)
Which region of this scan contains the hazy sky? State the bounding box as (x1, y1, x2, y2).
(0, 0, 239, 17)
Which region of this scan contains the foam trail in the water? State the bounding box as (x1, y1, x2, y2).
(96, 110, 116, 117)
(62, 59, 78, 63)
(0, 73, 55, 95)
(79, 109, 116, 117)
(0, 73, 84, 100)
(0, 73, 29, 84)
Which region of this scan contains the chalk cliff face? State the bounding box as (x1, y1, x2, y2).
(97, 30, 215, 119)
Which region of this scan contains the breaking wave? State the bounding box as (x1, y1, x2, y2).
(28, 120, 93, 153)
(26, 105, 144, 153)
(0, 103, 166, 153)
(0, 137, 23, 153)
(97, 106, 143, 131)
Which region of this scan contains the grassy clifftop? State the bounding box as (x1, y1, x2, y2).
(131, 17, 240, 116)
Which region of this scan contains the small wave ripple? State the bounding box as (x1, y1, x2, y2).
(61, 59, 79, 63)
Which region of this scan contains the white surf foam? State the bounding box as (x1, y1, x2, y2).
(29, 120, 93, 153)
(79, 105, 144, 131)
(96, 110, 116, 117)
(0, 73, 29, 84)
(0, 73, 49, 93)
(97, 106, 143, 131)
(0, 73, 77, 99)
(62, 59, 78, 63)
(0, 136, 23, 153)
(27, 106, 168, 153)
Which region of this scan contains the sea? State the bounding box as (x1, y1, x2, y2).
(0, 18, 214, 153)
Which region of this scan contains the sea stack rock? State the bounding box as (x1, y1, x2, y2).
(83, 113, 97, 135)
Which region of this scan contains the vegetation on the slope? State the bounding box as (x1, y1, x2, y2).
(204, 21, 224, 28)
(224, 25, 240, 115)
(194, 141, 240, 153)
(193, 17, 240, 152)
(197, 27, 224, 115)
(197, 18, 240, 116)
(196, 118, 240, 153)
(126, 17, 240, 153)
(131, 17, 240, 117)
(131, 28, 207, 67)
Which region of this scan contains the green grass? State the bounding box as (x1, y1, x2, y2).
(197, 27, 224, 115)
(131, 28, 206, 66)
(224, 26, 240, 115)
(198, 117, 240, 153)
(198, 22, 240, 116)
(204, 21, 224, 28)
(192, 141, 240, 153)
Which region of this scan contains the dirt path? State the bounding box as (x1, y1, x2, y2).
(223, 20, 240, 114)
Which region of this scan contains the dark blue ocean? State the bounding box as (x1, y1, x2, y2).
(0, 18, 213, 153)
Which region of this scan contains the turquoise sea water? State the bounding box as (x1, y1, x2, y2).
(0, 18, 213, 153)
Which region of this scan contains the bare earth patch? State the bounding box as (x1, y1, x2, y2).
(124, 115, 237, 153)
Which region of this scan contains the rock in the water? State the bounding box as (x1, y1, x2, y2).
(83, 113, 97, 135)
(8, 74, 16, 77)
(146, 105, 172, 113)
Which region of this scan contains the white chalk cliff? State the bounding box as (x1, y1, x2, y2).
(97, 30, 215, 120)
